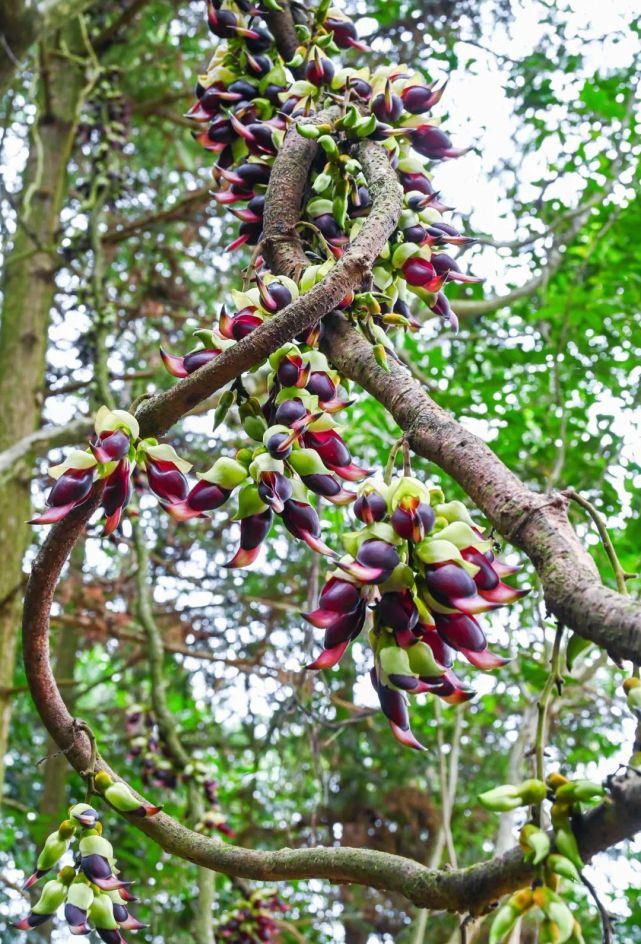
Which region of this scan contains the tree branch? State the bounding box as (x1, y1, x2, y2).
(451, 83, 637, 320)
(0, 0, 95, 95)
(101, 187, 211, 246)
(0, 418, 92, 487)
(18, 500, 641, 912)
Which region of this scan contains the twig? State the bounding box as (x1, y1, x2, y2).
(0, 872, 30, 900)
(384, 436, 405, 483)
(459, 913, 475, 944)
(75, 718, 98, 799)
(534, 623, 564, 791)
(564, 488, 634, 595)
(435, 699, 458, 869)
(580, 870, 614, 944)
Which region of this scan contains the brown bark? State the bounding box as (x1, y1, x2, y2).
(0, 20, 88, 799)
(35, 541, 84, 844)
(36, 626, 80, 839)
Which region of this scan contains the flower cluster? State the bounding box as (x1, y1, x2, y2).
(33, 333, 362, 560)
(161, 323, 366, 564)
(188, 1, 478, 350)
(125, 704, 234, 836)
(16, 791, 157, 941)
(305, 475, 526, 748)
(125, 704, 178, 790)
(29, 2, 526, 752)
(34, 396, 528, 749)
(480, 774, 606, 944)
(178, 3, 478, 404)
(216, 888, 289, 943)
(189, 763, 235, 838)
(31, 406, 192, 535)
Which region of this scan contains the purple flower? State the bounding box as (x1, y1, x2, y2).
(30, 467, 96, 525)
(227, 509, 273, 568)
(410, 125, 468, 160)
(102, 460, 132, 536)
(280, 499, 336, 556)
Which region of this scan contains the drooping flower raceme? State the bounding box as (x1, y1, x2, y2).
(480, 773, 605, 944)
(17, 797, 156, 941)
(29, 2, 529, 753)
(31, 407, 193, 536)
(305, 476, 528, 749)
(189, 1, 481, 348)
(215, 888, 289, 944)
(124, 703, 234, 837)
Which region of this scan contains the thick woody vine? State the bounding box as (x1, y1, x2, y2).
(16, 0, 641, 939)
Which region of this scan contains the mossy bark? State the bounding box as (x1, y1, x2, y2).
(0, 0, 94, 95)
(0, 20, 88, 799)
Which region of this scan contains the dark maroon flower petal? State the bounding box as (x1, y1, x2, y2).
(274, 398, 307, 427)
(146, 459, 189, 503)
(183, 349, 219, 374)
(354, 492, 388, 524)
(258, 471, 293, 512)
(377, 591, 419, 634)
(434, 612, 486, 652)
(319, 577, 362, 613)
(462, 547, 500, 591)
(425, 563, 477, 603)
(303, 430, 351, 468)
(187, 479, 231, 512)
(48, 468, 94, 508)
(301, 473, 342, 498)
(357, 539, 400, 572)
(92, 429, 131, 463)
(306, 372, 336, 401)
(102, 461, 132, 518)
(240, 509, 273, 550)
(281, 499, 320, 539)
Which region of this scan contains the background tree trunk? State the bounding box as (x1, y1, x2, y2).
(0, 0, 95, 95)
(0, 20, 89, 800)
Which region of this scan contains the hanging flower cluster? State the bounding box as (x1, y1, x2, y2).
(17, 792, 156, 940)
(30, 407, 192, 535)
(160, 313, 367, 562)
(188, 762, 235, 838)
(188, 0, 479, 350)
(125, 704, 234, 836)
(306, 474, 527, 749)
(30, 1, 527, 751)
(125, 703, 178, 790)
(480, 774, 605, 944)
(32, 329, 360, 564)
(216, 888, 289, 943)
